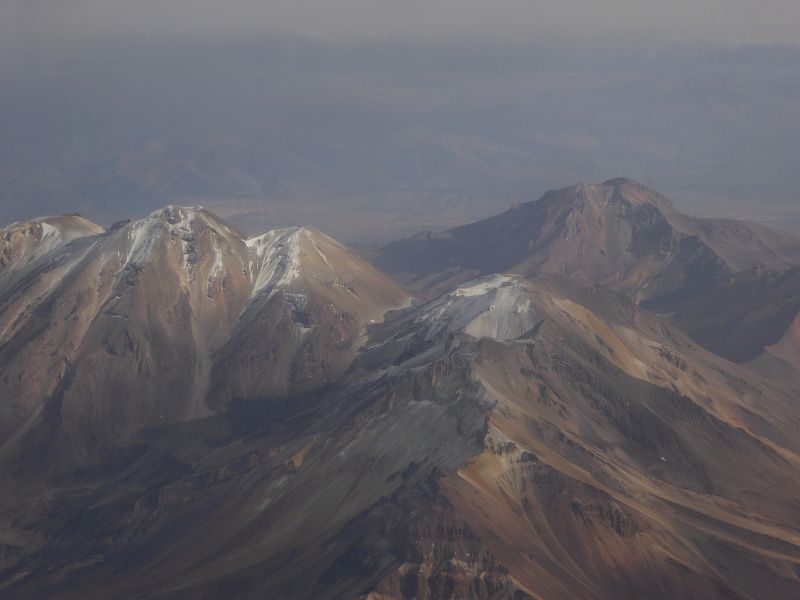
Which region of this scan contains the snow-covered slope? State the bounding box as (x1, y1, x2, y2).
(0, 214, 104, 272)
(210, 225, 411, 402)
(411, 274, 539, 341)
(0, 207, 408, 451)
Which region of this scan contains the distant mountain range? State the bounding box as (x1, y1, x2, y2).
(4, 40, 800, 243)
(1, 180, 800, 599)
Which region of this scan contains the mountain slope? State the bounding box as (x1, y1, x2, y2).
(663, 267, 800, 366)
(2, 272, 799, 599)
(208, 225, 412, 404)
(0, 207, 408, 459)
(1, 197, 800, 599)
(376, 178, 800, 302)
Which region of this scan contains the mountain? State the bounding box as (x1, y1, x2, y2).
(376, 178, 800, 302)
(1, 199, 800, 599)
(0, 207, 408, 460)
(376, 177, 800, 374)
(351, 275, 800, 599)
(0, 214, 105, 272)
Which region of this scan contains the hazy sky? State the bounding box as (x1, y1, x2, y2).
(2, 1, 800, 237)
(4, 0, 800, 52)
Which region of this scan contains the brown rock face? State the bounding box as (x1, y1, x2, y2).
(0, 207, 408, 458)
(1, 187, 800, 599)
(376, 178, 800, 302)
(208, 226, 411, 404)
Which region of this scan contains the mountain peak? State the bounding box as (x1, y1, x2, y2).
(377, 179, 800, 300)
(1, 213, 104, 271)
(142, 204, 240, 232)
(422, 274, 538, 341)
(556, 178, 675, 212)
(118, 205, 244, 275)
(150, 204, 203, 222)
(600, 177, 674, 208)
(0, 204, 410, 445)
(1, 213, 105, 240)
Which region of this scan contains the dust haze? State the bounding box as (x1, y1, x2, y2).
(5, 0, 800, 46)
(4, 4, 800, 598)
(1, 2, 799, 241)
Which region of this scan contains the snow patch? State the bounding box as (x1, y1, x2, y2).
(417, 275, 538, 341)
(306, 231, 332, 269)
(125, 219, 161, 266)
(334, 281, 358, 297)
(35, 222, 65, 256)
(209, 236, 225, 279)
(123, 206, 206, 274)
(247, 228, 302, 298)
(453, 274, 514, 297)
